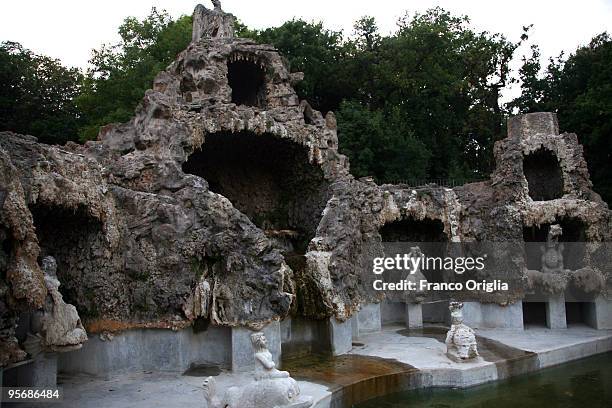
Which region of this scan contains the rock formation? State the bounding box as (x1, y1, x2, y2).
(0, 1, 610, 368)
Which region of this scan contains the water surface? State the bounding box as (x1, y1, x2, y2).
(354, 352, 612, 407)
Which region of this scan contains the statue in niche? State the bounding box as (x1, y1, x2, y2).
(404, 246, 428, 303)
(445, 301, 479, 362)
(203, 332, 312, 408)
(541, 224, 567, 274)
(23, 256, 87, 357)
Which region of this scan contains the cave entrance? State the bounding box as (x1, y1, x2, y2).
(30, 204, 104, 316)
(182, 131, 330, 257)
(227, 59, 267, 108)
(522, 218, 587, 271)
(522, 302, 547, 328)
(380, 217, 447, 284)
(523, 148, 564, 200)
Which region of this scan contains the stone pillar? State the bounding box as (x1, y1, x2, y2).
(231, 321, 281, 372)
(356, 303, 382, 335)
(546, 294, 567, 329)
(405, 303, 423, 329)
(328, 317, 353, 356)
(585, 297, 612, 329)
(508, 112, 559, 139)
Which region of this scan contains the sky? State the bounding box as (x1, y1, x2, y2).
(1, 0, 612, 100)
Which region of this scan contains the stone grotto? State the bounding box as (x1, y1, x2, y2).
(0, 2, 611, 406)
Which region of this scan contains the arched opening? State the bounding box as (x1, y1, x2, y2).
(227, 58, 267, 108)
(523, 218, 587, 271)
(523, 148, 564, 200)
(182, 131, 330, 256)
(378, 217, 448, 324)
(30, 204, 105, 317)
(379, 217, 447, 284)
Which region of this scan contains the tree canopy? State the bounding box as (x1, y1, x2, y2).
(246, 8, 522, 182)
(0, 41, 82, 144)
(0, 8, 610, 204)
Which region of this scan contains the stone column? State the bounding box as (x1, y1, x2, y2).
(546, 294, 567, 329)
(405, 303, 423, 329)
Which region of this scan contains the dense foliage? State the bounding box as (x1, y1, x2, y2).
(0, 8, 610, 203)
(244, 10, 524, 182)
(0, 42, 82, 144)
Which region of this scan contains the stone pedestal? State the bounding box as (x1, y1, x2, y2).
(328, 317, 352, 356)
(231, 321, 281, 372)
(585, 297, 612, 329)
(405, 303, 423, 329)
(546, 294, 567, 329)
(356, 303, 382, 335)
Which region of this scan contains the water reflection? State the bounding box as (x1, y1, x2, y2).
(354, 352, 612, 407)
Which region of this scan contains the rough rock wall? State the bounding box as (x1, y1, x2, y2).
(0, 3, 350, 365)
(1, 2, 611, 367)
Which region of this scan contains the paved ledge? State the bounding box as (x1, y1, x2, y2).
(56, 325, 612, 408)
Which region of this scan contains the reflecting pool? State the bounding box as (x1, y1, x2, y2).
(354, 352, 612, 407)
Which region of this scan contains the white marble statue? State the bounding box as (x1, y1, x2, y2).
(445, 301, 479, 362)
(24, 256, 87, 356)
(203, 332, 313, 408)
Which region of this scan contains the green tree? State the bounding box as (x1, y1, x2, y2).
(250, 9, 522, 183)
(369, 8, 521, 179)
(0, 41, 83, 145)
(511, 33, 612, 204)
(77, 8, 192, 141)
(250, 20, 351, 113)
(337, 101, 431, 182)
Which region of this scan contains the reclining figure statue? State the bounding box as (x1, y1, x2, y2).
(203, 332, 313, 408)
